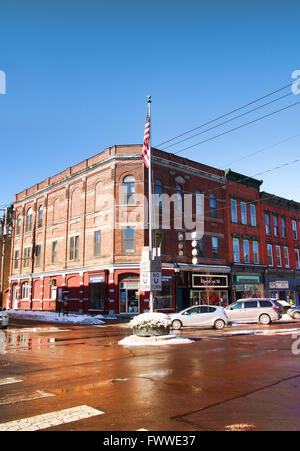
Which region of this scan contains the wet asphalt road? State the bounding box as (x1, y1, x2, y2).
(1, 318, 300, 432)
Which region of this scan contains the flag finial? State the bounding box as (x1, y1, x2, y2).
(147, 95, 151, 103)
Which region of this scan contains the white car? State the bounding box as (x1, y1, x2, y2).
(169, 305, 229, 330)
(0, 310, 9, 329)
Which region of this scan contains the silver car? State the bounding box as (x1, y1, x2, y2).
(0, 310, 9, 329)
(225, 298, 282, 325)
(287, 307, 300, 320)
(169, 305, 229, 330)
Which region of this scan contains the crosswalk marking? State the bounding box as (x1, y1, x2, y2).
(0, 377, 23, 386)
(0, 390, 55, 406)
(0, 405, 105, 431)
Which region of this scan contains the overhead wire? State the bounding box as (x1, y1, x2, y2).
(155, 80, 296, 148)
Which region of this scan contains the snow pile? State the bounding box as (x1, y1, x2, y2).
(129, 312, 171, 330)
(119, 334, 194, 346)
(7, 310, 106, 325)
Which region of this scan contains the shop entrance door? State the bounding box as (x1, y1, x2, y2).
(12, 283, 18, 309)
(119, 282, 139, 314)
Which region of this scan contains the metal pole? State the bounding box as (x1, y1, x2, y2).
(0, 208, 7, 297)
(147, 95, 154, 313)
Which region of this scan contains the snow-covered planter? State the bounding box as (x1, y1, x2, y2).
(129, 312, 171, 337)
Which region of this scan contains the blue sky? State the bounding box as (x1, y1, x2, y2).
(0, 0, 300, 209)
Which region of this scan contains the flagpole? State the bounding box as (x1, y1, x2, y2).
(147, 95, 154, 313)
(147, 95, 152, 258)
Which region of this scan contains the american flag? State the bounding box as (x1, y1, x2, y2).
(142, 106, 150, 168)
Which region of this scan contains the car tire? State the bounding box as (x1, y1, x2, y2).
(259, 314, 271, 325)
(293, 311, 300, 320)
(214, 319, 225, 330)
(172, 320, 182, 330)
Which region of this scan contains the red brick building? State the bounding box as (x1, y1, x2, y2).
(7, 145, 230, 314)
(224, 170, 265, 301)
(259, 192, 300, 304)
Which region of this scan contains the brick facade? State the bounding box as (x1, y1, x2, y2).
(7, 145, 231, 314)
(6, 145, 300, 313)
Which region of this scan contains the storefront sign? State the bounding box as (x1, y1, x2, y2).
(269, 281, 289, 289)
(236, 275, 260, 284)
(192, 274, 228, 288)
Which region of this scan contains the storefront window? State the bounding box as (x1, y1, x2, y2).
(154, 277, 172, 309)
(89, 276, 105, 310)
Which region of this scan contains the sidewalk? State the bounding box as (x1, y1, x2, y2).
(6, 309, 115, 326)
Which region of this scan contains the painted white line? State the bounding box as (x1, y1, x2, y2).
(7, 327, 71, 333)
(0, 377, 23, 386)
(0, 390, 55, 406)
(0, 405, 105, 431)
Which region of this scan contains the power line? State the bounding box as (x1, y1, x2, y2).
(173, 99, 300, 155)
(155, 80, 296, 148)
(221, 132, 300, 168)
(161, 92, 293, 151)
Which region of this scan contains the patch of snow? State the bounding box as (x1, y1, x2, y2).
(119, 334, 194, 346)
(6, 309, 106, 325)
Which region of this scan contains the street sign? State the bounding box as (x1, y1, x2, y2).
(140, 271, 162, 291)
(139, 246, 162, 292)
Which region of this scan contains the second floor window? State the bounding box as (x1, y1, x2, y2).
(284, 246, 290, 267)
(69, 236, 79, 260)
(253, 241, 259, 264)
(123, 227, 135, 253)
(154, 231, 164, 255)
(243, 240, 250, 263)
(198, 236, 205, 258)
(233, 238, 240, 263)
(275, 245, 282, 267)
(295, 249, 300, 269)
(267, 244, 273, 266)
(94, 231, 101, 257)
(14, 250, 19, 269)
(35, 244, 41, 266)
(154, 179, 163, 209)
(52, 241, 57, 264)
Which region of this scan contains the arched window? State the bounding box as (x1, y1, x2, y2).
(38, 206, 43, 228)
(16, 214, 21, 235)
(154, 179, 163, 208)
(123, 175, 135, 205)
(25, 208, 33, 232)
(176, 185, 183, 212)
(210, 194, 217, 218)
